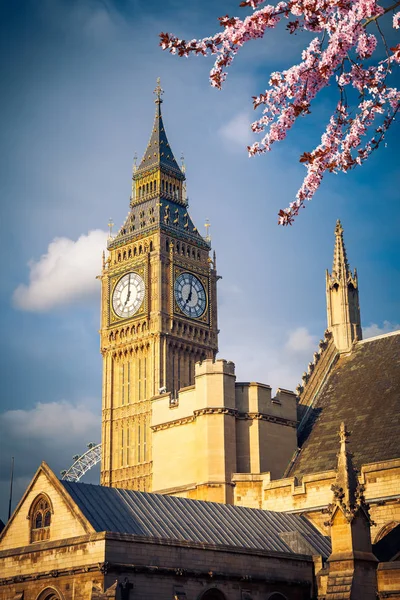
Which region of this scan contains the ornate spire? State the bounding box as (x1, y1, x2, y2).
(135, 78, 184, 179)
(326, 422, 372, 524)
(334, 422, 359, 510)
(326, 220, 362, 351)
(332, 220, 350, 281)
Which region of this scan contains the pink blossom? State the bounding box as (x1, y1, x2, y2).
(160, 0, 400, 225)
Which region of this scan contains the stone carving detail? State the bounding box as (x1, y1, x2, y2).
(324, 422, 374, 526)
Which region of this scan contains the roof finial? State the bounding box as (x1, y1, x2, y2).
(180, 153, 186, 174)
(335, 422, 358, 511)
(154, 77, 164, 104)
(339, 421, 350, 454)
(108, 218, 114, 240)
(204, 219, 211, 243)
(133, 153, 138, 173)
(332, 219, 349, 280)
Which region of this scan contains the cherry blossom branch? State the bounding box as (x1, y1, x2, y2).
(160, 0, 400, 225)
(363, 0, 400, 25)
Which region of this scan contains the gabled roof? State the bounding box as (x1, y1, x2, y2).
(61, 480, 331, 558)
(289, 331, 400, 480)
(0, 462, 94, 547)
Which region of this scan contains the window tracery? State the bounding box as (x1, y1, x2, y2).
(30, 495, 52, 542)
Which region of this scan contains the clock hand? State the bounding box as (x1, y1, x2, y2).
(123, 275, 132, 307)
(184, 282, 193, 305)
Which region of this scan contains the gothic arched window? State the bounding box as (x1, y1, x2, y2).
(37, 587, 62, 600)
(30, 494, 53, 542)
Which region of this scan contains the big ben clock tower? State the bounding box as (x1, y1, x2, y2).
(100, 81, 219, 491)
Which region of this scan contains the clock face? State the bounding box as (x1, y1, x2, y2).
(174, 272, 207, 319)
(112, 272, 145, 318)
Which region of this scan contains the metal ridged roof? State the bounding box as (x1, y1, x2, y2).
(61, 481, 330, 558)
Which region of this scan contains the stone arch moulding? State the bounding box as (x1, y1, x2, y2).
(36, 587, 64, 600)
(28, 492, 54, 518)
(373, 520, 400, 544)
(197, 587, 228, 600)
(266, 594, 288, 600)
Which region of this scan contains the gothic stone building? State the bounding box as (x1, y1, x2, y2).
(1, 83, 399, 599)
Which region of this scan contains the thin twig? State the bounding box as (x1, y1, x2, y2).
(363, 0, 400, 26)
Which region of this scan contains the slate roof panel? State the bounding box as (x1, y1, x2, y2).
(291, 332, 400, 479)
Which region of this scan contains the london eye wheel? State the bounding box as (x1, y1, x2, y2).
(60, 442, 101, 482)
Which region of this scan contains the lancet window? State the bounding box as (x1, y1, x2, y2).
(30, 494, 52, 542)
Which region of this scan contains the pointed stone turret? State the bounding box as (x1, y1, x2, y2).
(333, 422, 360, 513)
(332, 220, 350, 280)
(324, 422, 377, 600)
(326, 220, 362, 352)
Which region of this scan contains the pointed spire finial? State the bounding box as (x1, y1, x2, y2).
(332, 218, 349, 279)
(180, 153, 186, 174)
(108, 218, 114, 240)
(334, 421, 358, 511)
(133, 153, 138, 173)
(204, 219, 211, 243)
(339, 421, 350, 450)
(154, 77, 164, 104)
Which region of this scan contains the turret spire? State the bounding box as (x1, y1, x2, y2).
(109, 82, 207, 250)
(335, 422, 359, 511)
(135, 78, 184, 179)
(326, 220, 362, 352)
(332, 220, 350, 280)
(324, 423, 377, 600)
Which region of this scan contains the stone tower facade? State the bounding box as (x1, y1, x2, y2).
(99, 82, 219, 491)
(326, 220, 362, 352)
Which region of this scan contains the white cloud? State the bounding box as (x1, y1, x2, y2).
(1, 401, 100, 442)
(219, 112, 253, 148)
(0, 400, 101, 521)
(13, 230, 108, 311)
(219, 321, 318, 392)
(363, 320, 400, 339)
(285, 326, 318, 354)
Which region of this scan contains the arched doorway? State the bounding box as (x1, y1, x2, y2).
(267, 594, 288, 600)
(198, 589, 227, 600)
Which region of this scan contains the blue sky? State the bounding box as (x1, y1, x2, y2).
(0, 0, 399, 522)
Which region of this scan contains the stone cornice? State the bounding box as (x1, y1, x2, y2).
(95, 560, 312, 587)
(151, 408, 297, 432)
(0, 532, 105, 560)
(0, 558, 311, 589)
(0, 563, 102, 587)
(103, 532, 314, 563)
